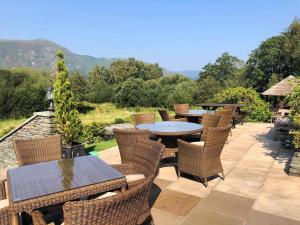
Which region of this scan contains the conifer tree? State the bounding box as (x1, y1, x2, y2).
(54, 50, 82, 145)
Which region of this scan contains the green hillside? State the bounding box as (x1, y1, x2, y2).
(0, 39, 118, 75)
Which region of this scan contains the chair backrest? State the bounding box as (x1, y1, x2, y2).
(203, 125, 231, 157)
(132, 113, 155, 126)
(131, 138, 165, 178)
(158, 109, 170, 121)
(215, 109, 233, 127)
(174, 104, 189, 113)
(63, 177, 152, 225)
(199, 114, 223, 141)
(223, 104, 237, 116)
(13, 135, 62, 166)
(0, 207, 11, 225)
(113, 128, 150, 164)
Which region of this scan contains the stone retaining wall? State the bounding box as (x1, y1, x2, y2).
(0, 111, 56, 168)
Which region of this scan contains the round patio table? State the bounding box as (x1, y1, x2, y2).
(175, 109, 215, 123)
(137, 121, 202, 165)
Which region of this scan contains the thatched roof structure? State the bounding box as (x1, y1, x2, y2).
(262, 75, 296, 96)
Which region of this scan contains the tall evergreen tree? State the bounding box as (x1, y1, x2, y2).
(54, 51, 82, 145)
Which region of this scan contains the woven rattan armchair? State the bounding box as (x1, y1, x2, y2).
(174, 104, 189, 114)
(113, 138, 165, 224)
(158, 109, 187, 122)
(32, 177, 152, 225)
(199, 114, 223, 141)
(132, 113, 155, 126)
(215, 109, 233, 127)
(178, 125, 231, 187)
(113, 128, 150, 164)
(0, 180, 11, 225)
(13, 135, 62, 166)
(223, 104, 238, 127)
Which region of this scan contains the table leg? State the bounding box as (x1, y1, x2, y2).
(12, 213, 19, 225)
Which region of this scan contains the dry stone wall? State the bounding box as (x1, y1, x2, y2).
(0, 111, 56, 168)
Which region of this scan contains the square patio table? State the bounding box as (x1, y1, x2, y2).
(7, 156, 126, 225)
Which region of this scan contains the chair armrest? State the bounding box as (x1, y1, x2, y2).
(178, 140, 204, 164)
(31, 210, 48, 225)
(0, 179, 6, 200)
(111, 163, 136, 175)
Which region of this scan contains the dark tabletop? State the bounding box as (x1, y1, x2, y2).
(175, 109, 215, 117)
(137, 121, 202, 136)
(8, 156, 124, 203)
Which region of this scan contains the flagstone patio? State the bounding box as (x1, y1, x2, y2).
(100, 123, 300, 225)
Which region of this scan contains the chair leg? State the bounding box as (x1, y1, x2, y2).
(221, 171, 225, 180)
(204, 178, 208, 187)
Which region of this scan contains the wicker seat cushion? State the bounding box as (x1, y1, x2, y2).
(126, 174, 145, 183)
(191, 141, 205, 146)
(0, 199, 8, 209)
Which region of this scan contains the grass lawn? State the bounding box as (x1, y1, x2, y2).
(85, 139, 117, 156)
(79, 102, 163, 125)
(0, 118, 27, 137)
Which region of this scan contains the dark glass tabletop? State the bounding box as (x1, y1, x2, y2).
(175, 109, 215, 117)
(8, 156, 124, 203)
(137, 121, 202, 136)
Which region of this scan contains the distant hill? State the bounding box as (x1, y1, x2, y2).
(176, 70, 199, 80)
(0, 39, 119, 75)
(0, 39, 199, 79)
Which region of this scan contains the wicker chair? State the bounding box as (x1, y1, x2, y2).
(199, 114, 223, 141)
(0, 180, 11, 225)
(223, 104, 238, 127)
(158, 109, 187, 122)
(13, 135, 62, 166)
(32, 177, 152, 225)
(112, 138, 165, 224)
(113, 128, 150, 164)
(177, 125, 231, 187)
(132, 113, 155, 126)
(174, 104, 189, 114)
(215, 109, 233, 127)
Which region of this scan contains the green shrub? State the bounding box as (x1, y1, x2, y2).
(286, 78, 300, 148)
(83, 122, 108, 144)
(211, 87, 271, 122)
(114, 118, 126, 124)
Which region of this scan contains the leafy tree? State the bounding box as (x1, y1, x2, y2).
(198, 52, 245, 84)
(245, 19, 300, 92)
(88, 64, 111, 84)
(211, 87, 271, 122)
(109, 58, 163, 83)
(0, 68, 49, 118)
(70, 71, 88, 101)
(167, 80, 197, 106)
(54, 51, 83, 145)
(115, 78, 148, 107)
(159, 74, 190, 86)
(194, 76, 223, 103)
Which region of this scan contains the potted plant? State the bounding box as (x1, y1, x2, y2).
(54, 50, 85, 158)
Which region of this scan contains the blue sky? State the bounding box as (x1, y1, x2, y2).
(0, 0, 299, 70)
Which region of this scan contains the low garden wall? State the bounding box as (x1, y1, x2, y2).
(0, 111, 56, 168)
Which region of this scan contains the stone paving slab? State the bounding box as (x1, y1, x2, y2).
(99, 122, 300, 224)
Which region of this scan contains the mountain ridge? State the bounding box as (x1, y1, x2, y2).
(0, 39, 199, 79)
(0, 39, 119, 75)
